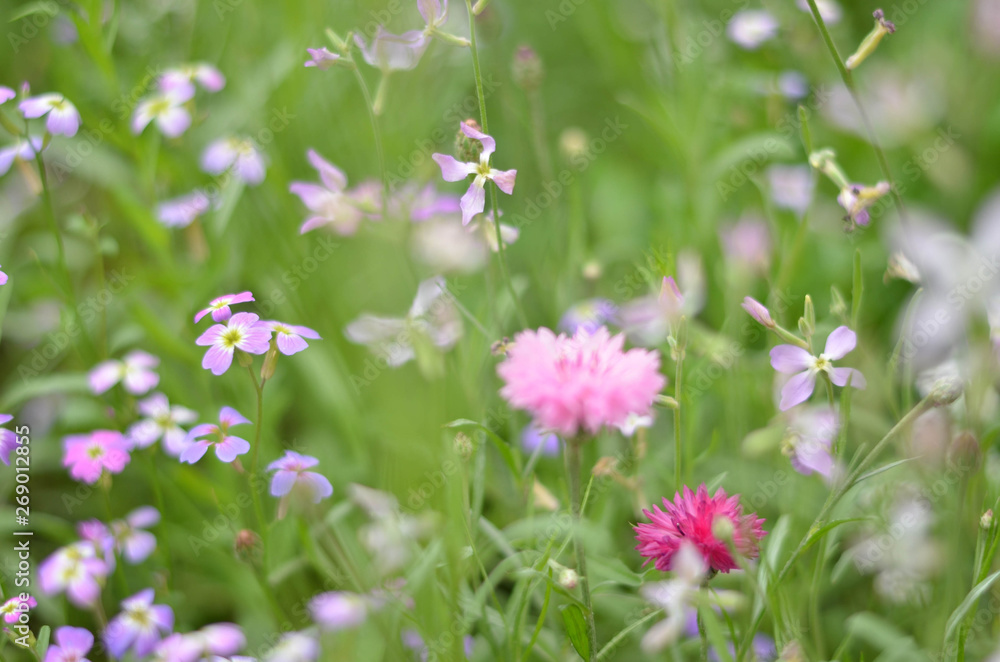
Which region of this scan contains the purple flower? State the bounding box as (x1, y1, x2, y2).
(45, 626, 94, 662)
(104, 589, 174, 659)
(837, 181, 890, 227)
(157, 190, 211, 228)
(432, 122, 517, 225)
(309, 591, 368, 631)
(521, 425, 560, 456)
(181, 407, 251, 464)
(354, 27, 429, 72)
(741, 296, 775, 328)
(20, 93, 81, 136)
(0, 86, 14, 104)
(404, 183, 462, 222)
(201, 137, 266, 186)
(88, 350, 160, 395)
(770, 326, 866, 410)
(267, 451, 333, 503)
(719, 217, 771, 273)
(110, 507, 161, 564)
(0, 136, 44, 176)
(160, 623, 245, 659)
(1, 413, 17, 465)
(304, 47, 340, 69)
(159, 63, 226, 97)
(768, 164, 814, 215)
(726, 10, 778, 49)
(0, 594, 36, 623)
(39, 542, 108, 607)
(132, 89, 193, 138)
(195, 312, 272, 375)
(0, 265, 7, 285)
(784, 406, 840, 482)
(127, 393, 197, 456)
(559, 299, 618, 334)
(194, 291, 255, 323)
(267, 321, 322, 355)
(291, 149, 375, 235)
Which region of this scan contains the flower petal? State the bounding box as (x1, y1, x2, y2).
(779, 370, 816, 410)
(769, 345, 813, 373)
(829, 367, 866, 389)
(431, 153, 476, 182)
(823, 326, 856, 360)
(459, 182, 486, 226)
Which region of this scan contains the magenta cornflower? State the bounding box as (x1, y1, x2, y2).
(267, 451, 333, 503)
(201, 137, 266, 186)
(88, 350, 160, 395)
(181, 407, 251, 464)
(0, 594, 35, 624)
(432, 122, 518, 226)
(770, 325, 866, 411)
(267, 321, 322, 355)
(195, 312, 271, 375)
(20, 93, 81, 136)
(127, 393, 197, 456)
(497, 326, 665, 438)
(304, 47, 340, 69)
(45, 626, 95, 662)
(39, 542, 108, 607)
(635, 485, 767, 574)
(194, 291, 254, 323)
(63, 431, 131, 484)
(1, 413, 17, 465)
(104, 589, 174, 659)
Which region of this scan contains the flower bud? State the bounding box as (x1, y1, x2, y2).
(235, 529, 262, 564)
(741, 296, 775, 328)
(809, 148, 850, 190)
(511, 45, 544, 91)
(830, 286, 848, 318)
(948, 431, 981, 472)
(456, 119, 484, 162)
(236, 349, 254, 368)
(558, 567, 579, 590)
(454, 432, 474, 460)
(802, 294, 816, 334)
(929, 376, 963, 407)
(656, 395, 679, 409)
(711, 515, 735, 543)
(845, 9, 896, 70)
(325, 27, 348, 53)
(592, 456, 619, 477)
(981, 509, 994, 529)
(884, 251, 920, 284)
(260, 339, 280, 382)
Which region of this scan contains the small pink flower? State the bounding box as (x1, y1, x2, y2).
(0, 265, 7, 286)
(432, 122, 518, 226)
(181, 407, 251, 464)
(267, 321, 321, 355)
(635, 484, 767, 574)
(304, 47, 340, 69)
(88, 350, 160, 395)
(291, 149, 375, 235)
(201, 137, 266, 186)
(0, 136, 43, 177)
(45, 626, 95, 662)
(104, 589, 174, 659)
(770, 325, 866, 411)
(20, 93, 81, 136)
(0, 86, 14, 104)
(497, 327, 665, 438)
(268, 451, 333, 503)
(785, 406, 840, 482)
(720, 217, 771, 273)
(132, 88, 193, 138)
(1, 413, 17, 465)
(159, 63, 226, 97)
(0, 594, 36, 624)
(157, 190, 211, 228)
(310, 592, 369, 631)
(194, 291, 254, 323)
(195, 312, 271, 375)
(127, 393, 197, 456)
(39, 542, 108, 607)
(63, 431, 131, 484)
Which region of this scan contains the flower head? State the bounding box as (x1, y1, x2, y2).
(201, 137, 266, 186)
(498, 326, 665, 438)
(720, 217, 771, 273)
(157, 190, 211, 228)
(304, 47, 340, 69)
(0, 136, 44, 177)
(836, 181, 890, 227)
(44, 626, 94, 662)
(770, 325, 866, 411)
(0, 594, 35, 624)
(195, 312, 271, 375)
(194, 291, 254, 323)
(0, 265, 7, 286)
(291, 149, 376, 235)
(266, 321, 321, 355)
(88, 350, 160, 395)
(354, 27, 429, 72)
(784, 406, 840, 482)
(20, 93, 81, 136)
(0, 86, 14, 104)
(432, 122, 517, 226)
(310, 591, 369, 631)
(132, 89, 192, 138)
(635, 485, 767, 574)
(127, 393, 197, 456)
(159, 63, 226, 97)
(768, 164, 814, 215)
(181, 407, 251, 464)
(39, 542, 108, 607)
(559, 299, 618, 335)
(726, 10, 778, 50)
(267, 451, 333, 503)
(1, 414, 17, 465)
(63, 431, 131, 484)
(104, 589, 174, 659)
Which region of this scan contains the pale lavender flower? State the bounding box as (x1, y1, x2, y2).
(264, 632, 318, 662)
(159, 63, 226, 97)
(291, 150, 374, 235)
(768, 164, 814, 215)
(310, 592, 368, 631)
(559, 299, 618, 335)
(0, 136, 44, 176)
(132, 88, 193, 138)
(195, 312, 272, 375)
(784, 406, 840, 482)
(104, 589, 174, 659)
(201, 137, 266, 186)
(20, 93, 81, 136)
(266, 321, 322, 355)
(617, 412, 655, 438)
(39, 542, 108, 607)
(89, 350, 160, 395)
(521, 425, 560, 456)
(726, 10, 778, 50)
(1, 414, 17, 465)
(405, 183, 462, 221)
(770, 326, 866, 411)
(639, 542, 706, 652)
(268, 451, 333, 503)
(181, 407, 251, 464)
(837, 181, 890, 227)
(179, 623, 246, 658)
(411, 217, 488, 273)
(44, 626, 94, 662)
(354, 27, 429, 72)
(796, 0, 842, 24)
(719, 217, 771, 273)
(194, 291, 255, 323)
(107, 507, 161, 564)
(741, 296, 775, 328)
(432, 122, 517, 225)
(157, 190, 211, 228)
(620, 256, 705, 346)
(304, 47, 340, 69)
(0, 86, 14, 104)
(127, 393, 197, 456)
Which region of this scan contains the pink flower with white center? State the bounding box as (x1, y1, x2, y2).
(20, 93, 81, 136)
(0, 594, 35, 623)
(635, 484, 767, 574)
(0, 86, 14, 104)
(266, 321, 321, 355)
(159, 63, 226, 98)
(310, 591, 369, 631)
(45, 626, 95, 662)
(1, 413, 17, 465)
(132, 88, 193, 138)
(0, 136, 44, 176)
(157, 189, 211, 228)
(194, 291, 254, 323)
(88, 350, 160, 395)
(104, 589, 174, 659)
(304, 47, 340, 69)
(63, 431, 131, 484)
(196, 312, 271, 375)
(291, 149, 375, 235)
(784, 406, 840, 482)
(497, 326, 665, 438)
(180, 407, 251, 464)
(432, 122, 518, 226)
(39, 542, 108, 607)
(770, 326, 867, 411)
(267, 451, 333, 503)
(201, 137, 266, 186)
(354, 27, 429, 72)
(127, 393, 198, 456)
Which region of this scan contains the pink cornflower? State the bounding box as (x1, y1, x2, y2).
(432, 122, 517, 226)
(39, 542, 109, 607)
(304, 47, 340, 69)
(290, 149, 375, 235)
(127, 393, 197, 456)
(0, 595, 35, 623)
(266, 321, 321, 355)
(88, 350, 160, 395)
(63, 431, 131, 484)
(157, 190, 211, 228)
(497, 326, 665, 438)
(104, 589, 174, 659)
(195, 312, 271, 375)
(0, 136, 44, 176)
(1, 413, 17, 465)
(635, 485, 767, 574)
(201, 137, 266, 186)
(20, 93, 81, 136)
(180, 407, 251, 464)
(770, 325, 866, 411)
(194, 291, 254, 323)
(45, 626, 94, 662)
(267, 451, 333, 503)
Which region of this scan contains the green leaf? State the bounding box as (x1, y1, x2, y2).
(944, 568, 1000, 645)
(855, 458, 918, 484)
(8, 1, 58, 22)
(589, 556, 644, 590)
(700, 605, 735, 662)
(0, 373, 90, 410)
(848, 612, 931, 661)
(444, 418, 522, 482)
(851, 249, 863, 329)
(560, 603, 591, 660)
(36, 625, 51, 658)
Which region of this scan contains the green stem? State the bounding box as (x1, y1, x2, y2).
(673, 343, 685, 490)
(349, 63, 390, 212)
(697, 609, 709, 661)
(246, 366, 268, 545)
(564, 439, 598, 660)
